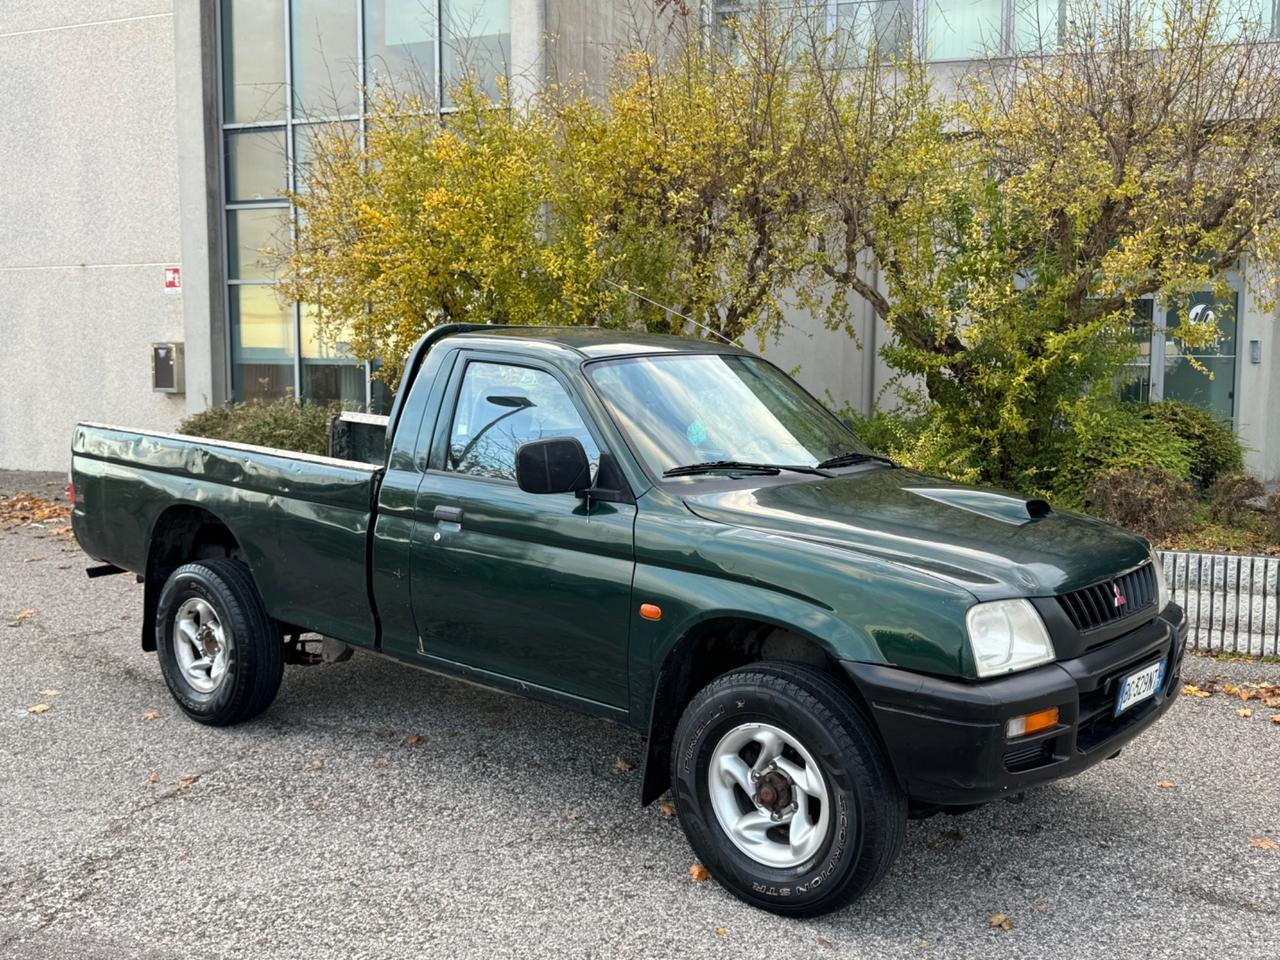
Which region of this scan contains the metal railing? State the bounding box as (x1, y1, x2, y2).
(1158, 551, 1280, 657)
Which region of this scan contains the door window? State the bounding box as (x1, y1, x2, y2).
(446, 362, 599, 481)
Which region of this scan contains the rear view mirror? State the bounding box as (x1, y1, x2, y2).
(516, 437, 591, 495)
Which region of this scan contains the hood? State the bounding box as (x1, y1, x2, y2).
(681, 468, 1150, 599)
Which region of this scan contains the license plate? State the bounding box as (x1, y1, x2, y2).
(1114, 659, 1166, 717)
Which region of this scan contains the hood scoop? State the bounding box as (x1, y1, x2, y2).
(906, 487, 1053, 525)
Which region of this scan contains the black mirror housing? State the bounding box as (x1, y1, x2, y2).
(515, 437, 591, 495)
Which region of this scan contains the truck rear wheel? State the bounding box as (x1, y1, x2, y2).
(155, 558, 283, 726)
(669, 661, 906, 916)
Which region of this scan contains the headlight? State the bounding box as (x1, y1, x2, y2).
(965, 599, 1056, 678)
(1152, 548, 1171, 611)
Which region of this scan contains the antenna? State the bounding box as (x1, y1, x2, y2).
(599, 277, 744, 348)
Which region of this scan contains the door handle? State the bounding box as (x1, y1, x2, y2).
(433, 505, 464, 524)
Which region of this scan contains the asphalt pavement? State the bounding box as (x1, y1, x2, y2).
(1, 484, 1278, 959)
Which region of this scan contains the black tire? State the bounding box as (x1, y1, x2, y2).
(155, 557, 283, 726)
(670, 661, 906, 917)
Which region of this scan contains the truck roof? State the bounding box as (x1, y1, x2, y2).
(448, 325, 748, 360)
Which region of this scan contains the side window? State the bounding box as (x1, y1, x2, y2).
(446, 361, 600, 481)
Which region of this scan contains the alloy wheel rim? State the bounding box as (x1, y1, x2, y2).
(173, 597, 230, 694)
(707, 721, 832, 869)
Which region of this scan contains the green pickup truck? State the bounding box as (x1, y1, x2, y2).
(72, 324, 1185, 916)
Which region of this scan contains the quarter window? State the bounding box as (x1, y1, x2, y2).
(446, 363, 600, 481)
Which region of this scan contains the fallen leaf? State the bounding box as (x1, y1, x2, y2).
(10, 608, 36, 626)
(566, 812, 580, 822)
(24, 556, 44, 563)
(614, 756, 636, 773)
(303, 759, 324, 771)
(1034, 903, 1047, 913)
(1224, 683, 1239, 696)
(1183, 684, 1212, 698)
(39, 689, 61, 697)
(28, 704, 50, 714)
(658, 800, 677, 818)
(310, 798, 326, 810)
(1249, 837, 1278, 850)
(378, 729, 395, 738)
(142, 710, 160, 721)
(147, 774, 161, 784)
(177, 775, 200, 790)
(987, 913, 1014, 931)
(1271, 715, 1280, 726)
(1155, 780, 1176, 789)
(402, 734, 426, 746)
(1263, 697, 1280, 709)
(689, 863, 711, 882)
(371, 759, 388, 769)
(1237, 708, 1253, 718)
(817, 935, 834, 949)
(715, 927, 728, 937)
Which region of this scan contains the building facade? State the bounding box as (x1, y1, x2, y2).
(2, 0, 1278, 483)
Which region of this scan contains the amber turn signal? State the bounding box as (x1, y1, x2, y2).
(1005, 706, 1059, 739)
(639, 603, 662, 621)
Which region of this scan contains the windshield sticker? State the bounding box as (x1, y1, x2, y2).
(686, 419, 707, 445)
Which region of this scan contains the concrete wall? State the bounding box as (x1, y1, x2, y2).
(1236, 262, 1280, 484)
(0, 2, 184, 472)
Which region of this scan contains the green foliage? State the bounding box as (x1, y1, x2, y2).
(179, 399, 335, 457)
(1048, 404, 1194, 507)
(1084, 467, 1197, 542)
(1148, 401, 1244, 489)
(1206, 472, 1265, 525)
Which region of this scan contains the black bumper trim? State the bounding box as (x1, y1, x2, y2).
(843, 606, 1188, 806)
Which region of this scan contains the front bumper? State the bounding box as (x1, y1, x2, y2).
(843, 606, 1188, 806)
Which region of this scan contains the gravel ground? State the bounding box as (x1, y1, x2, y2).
(1, 505, 1278, 959)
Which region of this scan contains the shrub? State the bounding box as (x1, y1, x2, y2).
(844, 405, 981, 483)
(178, 398, 336, 456)
(1048, 403, 1193, 508)
(1206, 471, 1265, 525)
(1261, 493, 1280, 546)
(1147, 400, 1243, 489)
(1084, 466, 1197, 542)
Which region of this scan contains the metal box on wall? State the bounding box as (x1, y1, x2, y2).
(151, 342, 185, 394)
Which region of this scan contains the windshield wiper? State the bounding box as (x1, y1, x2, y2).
(816, 451, 898, 470)
(663, 460, 831, 478)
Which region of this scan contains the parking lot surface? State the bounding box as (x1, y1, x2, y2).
(2, 492, 1278, 959)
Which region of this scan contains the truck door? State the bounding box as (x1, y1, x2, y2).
(409, 352, 636, 711)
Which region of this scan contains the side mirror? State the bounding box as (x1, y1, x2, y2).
(516, 437, 591, 495)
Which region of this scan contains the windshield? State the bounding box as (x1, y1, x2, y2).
(587, 353, 870, 477)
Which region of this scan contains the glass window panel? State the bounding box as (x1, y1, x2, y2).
(301, 303, 357, 359)
(365, 0, 438, 100)
(929, 0, 1004, 59)
(442, 0, 511, 106)
(836, 1, 911, 57)
(293, 121, 360, 194)
(447, 362, 599, 480)
(221, 0, 286, 122)
(1012, 0, 1064, 52)
(227, 208, 290, 281)
(225, 128, 287, 202)
(230, 286, 296, 401)
(1118, 299, 1155, 403)
(1163, 291, 1238, 422)
(292, 0, 360, 118)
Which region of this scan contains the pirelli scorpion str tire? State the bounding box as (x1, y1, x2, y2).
(155, 557, 283, 727)
(670, 661, 906, 916)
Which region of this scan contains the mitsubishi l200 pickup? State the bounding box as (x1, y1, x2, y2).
(71, 323, 1186, 916)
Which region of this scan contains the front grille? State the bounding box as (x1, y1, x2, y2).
(1057, 563, 1157, 632)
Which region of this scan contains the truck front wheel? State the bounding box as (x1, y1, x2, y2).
(669, 661, 906, 916)
(155, 558, 283, 726)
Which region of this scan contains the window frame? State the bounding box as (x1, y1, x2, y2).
(428, 351, 610, 487)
